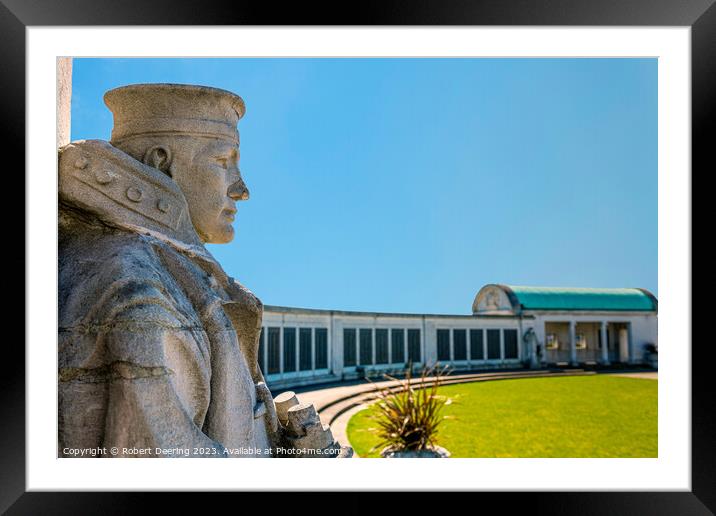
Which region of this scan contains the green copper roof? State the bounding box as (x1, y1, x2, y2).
(503, 285, 657, 312)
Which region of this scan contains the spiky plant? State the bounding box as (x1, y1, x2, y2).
(368, 363, 451, 454)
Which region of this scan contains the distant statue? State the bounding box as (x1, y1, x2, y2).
(523, 328, 542, 369)
(58, 84, 348, 457)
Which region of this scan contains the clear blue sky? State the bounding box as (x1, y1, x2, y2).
(71, 58, 657, 314)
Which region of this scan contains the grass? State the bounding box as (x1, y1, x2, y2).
(346, 375, 657, 458)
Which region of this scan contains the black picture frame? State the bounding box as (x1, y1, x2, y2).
(3, 0, 710, 513)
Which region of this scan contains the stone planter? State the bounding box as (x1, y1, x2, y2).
(380, 445, 451, 458)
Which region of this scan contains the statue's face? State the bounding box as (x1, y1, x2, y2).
(172, 138, 249, 244)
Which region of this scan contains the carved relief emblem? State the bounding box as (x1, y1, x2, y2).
(485, 289, 501, 310)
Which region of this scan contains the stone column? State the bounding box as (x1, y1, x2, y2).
(331, 315, 342, 379)
(499, 329, 505, 364)
(628, 324, 636, 364)
(600, 321, 610, 366)
(424, 321, 437, 367)
(619, 327, 629, 364)
(569, 321, 578, 366)
(57, 58, 73, 148)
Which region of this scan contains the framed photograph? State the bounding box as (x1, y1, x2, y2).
(5, 0, 711, 512)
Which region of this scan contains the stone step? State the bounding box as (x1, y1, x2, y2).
(314, 369, 585, 413)
(319, 370, 597, 425)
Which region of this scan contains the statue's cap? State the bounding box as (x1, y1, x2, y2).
(104, 83, 245, 145)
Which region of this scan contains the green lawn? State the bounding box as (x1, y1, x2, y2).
(346, 375, 657, 458)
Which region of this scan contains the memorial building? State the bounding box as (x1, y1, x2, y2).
(260, 285, 658, 389)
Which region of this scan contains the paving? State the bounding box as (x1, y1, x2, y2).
(608, 371, 658, 380)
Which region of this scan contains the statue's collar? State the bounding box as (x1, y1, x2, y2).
(59, 139, 206, 252)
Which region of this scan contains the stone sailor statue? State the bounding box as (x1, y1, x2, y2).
(58, 84, 348, 458)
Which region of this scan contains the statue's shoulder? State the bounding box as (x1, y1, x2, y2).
(59, 213, 192, 328)
(59, 208, 164, 276)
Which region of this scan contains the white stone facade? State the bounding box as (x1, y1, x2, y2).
(262, 285, 658, 390)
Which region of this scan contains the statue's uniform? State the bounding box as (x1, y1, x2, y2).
(58, 140, 273, 457)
